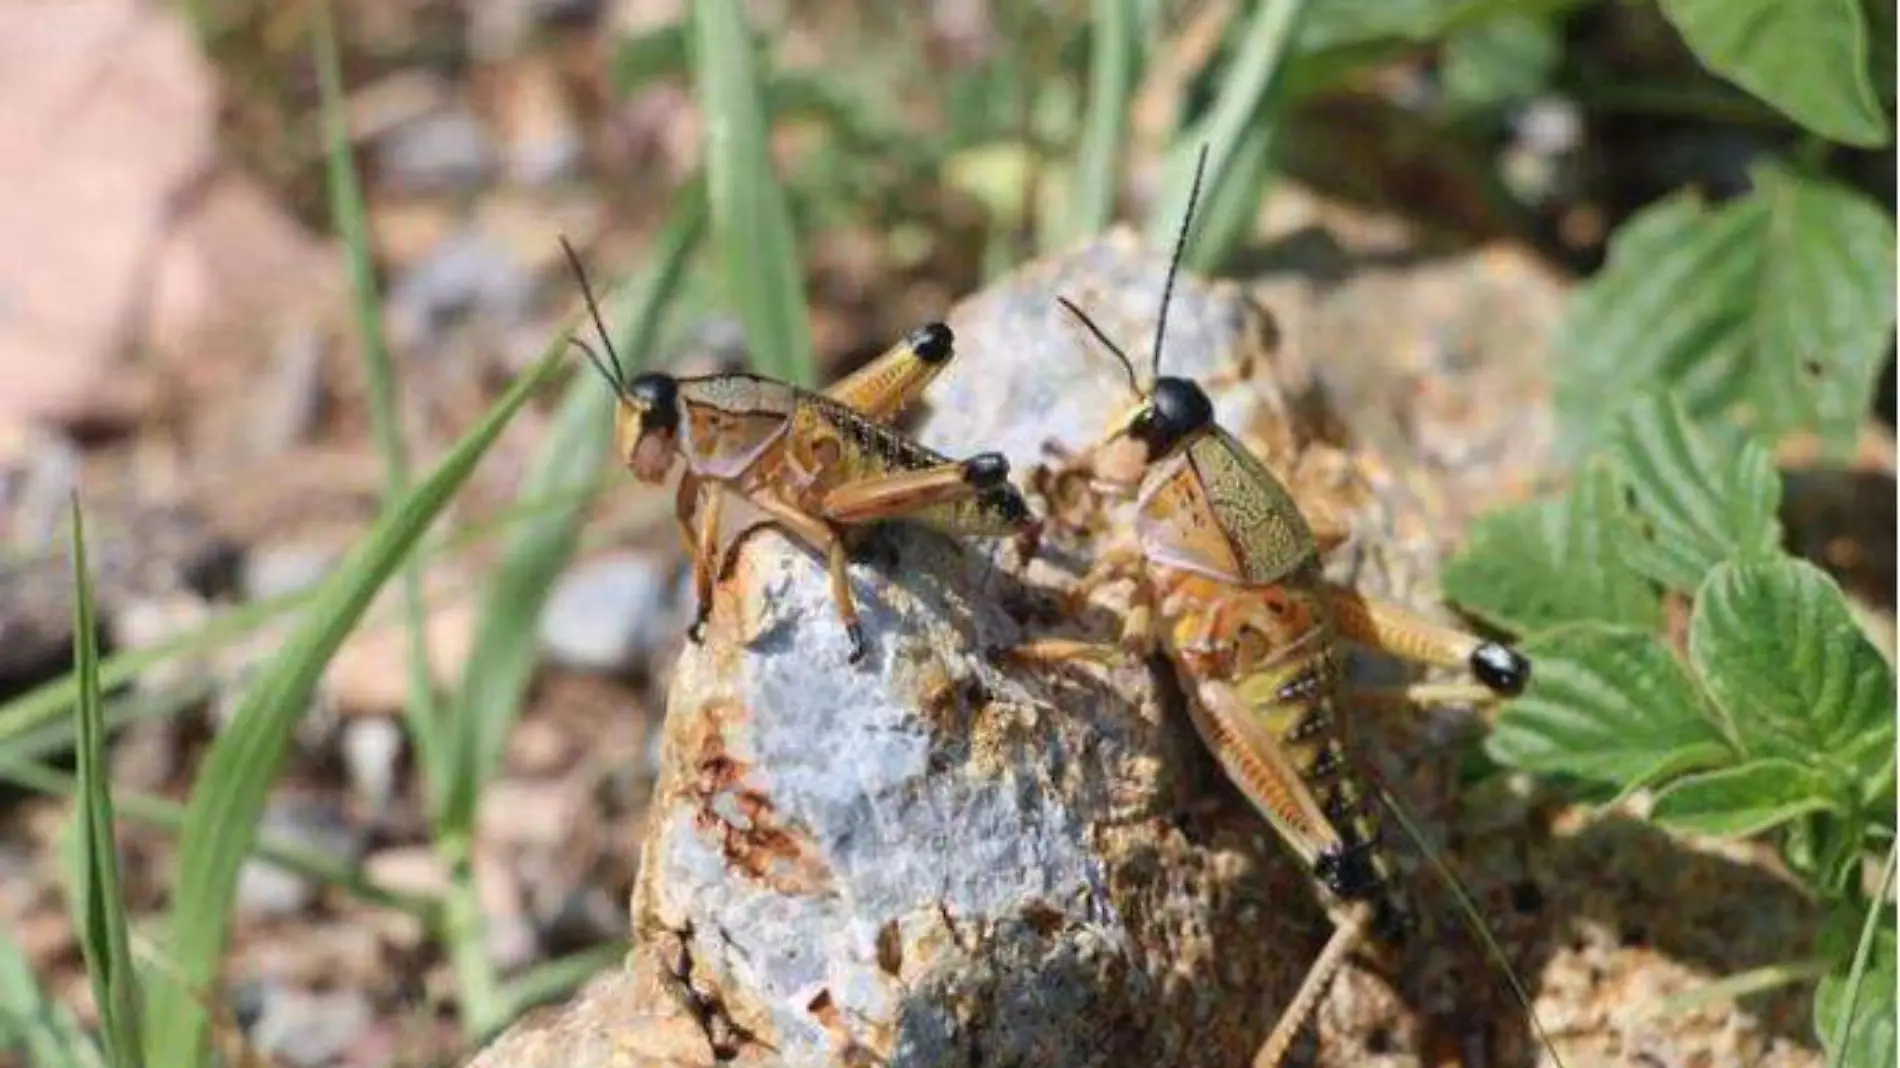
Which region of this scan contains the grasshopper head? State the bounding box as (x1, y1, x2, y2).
(616, 372, 682, 483)
(1099, 375, 1214, 480)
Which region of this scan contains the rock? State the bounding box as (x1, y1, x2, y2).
(386, 228, 537, 351)
(243, 983, 374, 1068)
(341, 714, 406, 814)
(237, 798, 367, 918)
(0, 423, 79, 547)
(248, 325, 329, 457)
(466, 228, 1824, 1067)
(375, 106, 496, 195)
(0, 496, 233, 693)
(242, 541, 341, 602)
(365, 845, 453, 899)
(108, 591, 214, 697)
(324, 599, 475, 716)
(493, 58, 585, 187)
(538, 552, 677, 674)
(0, 0, 213, 430)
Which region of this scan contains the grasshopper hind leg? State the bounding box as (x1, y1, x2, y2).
(1323, 583, 1531, 696)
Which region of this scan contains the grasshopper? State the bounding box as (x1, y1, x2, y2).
(560, 239, 1034, 664)
(1015, 151, 1547, 1065)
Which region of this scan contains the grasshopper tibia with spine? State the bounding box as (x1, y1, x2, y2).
(1011, 149, 1554, 1066)
(560, 237, 1034, 664)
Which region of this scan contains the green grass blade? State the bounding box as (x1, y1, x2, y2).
(315, 0, 443, 781)
(68, 501, 142, 1068)
(1651, 959, 1829, 1018)
(497, 941, 628, 1020)
(1063, 0, 1139, 245)
(0, 758, 439, 920)
(1148, 0, 1311, 269)
(690, 0, 814, 385)
(1828, 838, 1899, 1064)
(1378, 783, 1567, 1068)
(0, 482, 615, 763)
(139, 350, 564, 1068)
(0, 931, 104, 1068)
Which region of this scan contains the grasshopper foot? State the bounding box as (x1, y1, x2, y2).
(846, 622, 867, 664)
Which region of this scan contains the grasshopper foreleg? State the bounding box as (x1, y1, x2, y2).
(674, 473, 715, 644)
(745, 492, 866, 662)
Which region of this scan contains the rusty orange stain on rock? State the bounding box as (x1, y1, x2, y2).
(685, 699, 835, 896)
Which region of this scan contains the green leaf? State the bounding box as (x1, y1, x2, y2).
(1556, 168, 1897, 457)
(1651, 758, 1844, 837)
(1817, 886, 1896, 1068)
(609, 19, 689, 94)
(1748, 164, 1898, 446)
(139, 352, 564, 1068)
(1300, 0, 1582, 50)
(1441, 13, 1560, 113)
(1441, 462, 1661, 632)
(1485, 625, 1734, 792)
(1690, 559, 1895, 783)
(1659, 0, 1889, 146)
(1607, 391, 1782, 592)
(68, 502, 141, 1068)
(0, 930, 104, 1068)
(690, 0, 814, 385)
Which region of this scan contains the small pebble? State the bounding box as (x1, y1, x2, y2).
(110, 593, 214, 696)
(249, 325, 328, 456)
(237, 798, 366, 918)
(1512, 96, 1583, 156)
(385, 229, 537, 350)
(243, 983, 374, 1068)
(341, 715, 405, 814)
(374, 106, 495, 195)
(538, 551, 676, 674)
(536, 883, 627, 953)
(496, 60, 585, 187)
(364, 845, 452, 899)
(242, 542, 340, 602)
(477, 778, 586, 851)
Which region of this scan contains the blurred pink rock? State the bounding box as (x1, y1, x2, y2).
(0, 0, 333, 433)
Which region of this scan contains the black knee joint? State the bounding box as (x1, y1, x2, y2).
(961, 452, 1010, 488)
(1471, 642, 1531, 695)
(906, 322, 954, 365)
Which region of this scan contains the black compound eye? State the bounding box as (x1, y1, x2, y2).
(906, 322, 955, 365)
(961, 452, 1010, 488)
(1471, 642, 1531, 695)
(627, 373, 680, 431)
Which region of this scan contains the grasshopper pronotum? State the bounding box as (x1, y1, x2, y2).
(1016, 151, 1549, 1065)
(560, 240, 1034, 664)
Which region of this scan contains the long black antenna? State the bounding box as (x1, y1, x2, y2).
(1151, 144, 1209, 381)
(565, 337, 620, 395)
(557, 235, 627, 392)
(1055, 296, 1140, 395)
